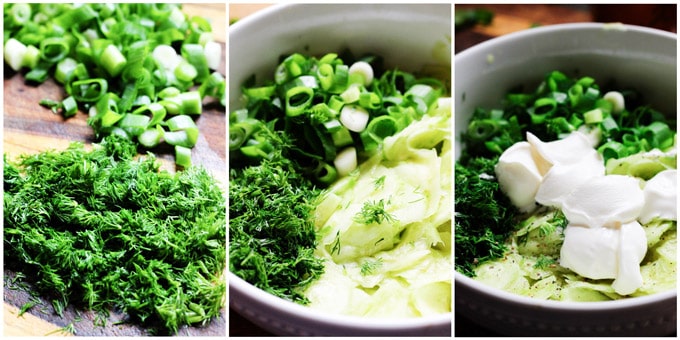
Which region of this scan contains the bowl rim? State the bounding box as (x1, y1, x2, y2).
(229, 272, 452, 331)
(455, 21, 677, 309)
(455, 272, 676, 310)
(230, 2, 453, 31)
(456, 22, 677, 60)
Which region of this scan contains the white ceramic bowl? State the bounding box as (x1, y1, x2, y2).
(229, 3, 452, 336)
(455, 23, 677, 336)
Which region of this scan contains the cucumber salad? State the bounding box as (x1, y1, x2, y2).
(455, 71, 676, 300)
(230, 52, 451, 316)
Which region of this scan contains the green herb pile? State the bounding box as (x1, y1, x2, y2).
(3, 3, 226, 167)
(455, 157, 518, 277)
(455, 70, 677, 276)
(4, 135, 226, 335)
(230, 52, 447, 303)
(229, 144, 324, 303)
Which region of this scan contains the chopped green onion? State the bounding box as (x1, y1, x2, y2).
(642, 121, 674, 150)
(530, 97, 557, 124)
(4, 4, 226, 167)
(55, 58, 78, 84)
(181, 44, 209, 82)
(231, 52, 448, 185)
(164, 115, 198, 148)
(360, 115, 399, 152)
(174, 60, 198, 82)
(348, 61, 374, 86)
(285, 86, 314, 117)
(175, 145, 192, 168)
(598, 141, 628, 162)
(99, 44, 127, 77)
(340, 84, 361, 103)
(312, 160, 338, 185)
(118, 114, 151, 137)
(39, 37, 70, 63)
(133, 103, 167, 127)
(333, 146, 357, 177)
(467, 119, 500, 141)
(339, 105, 369, 132)
(203, 41, 222, 70)
(138, 126, 163, 148)
(70, 78, 108, 103)
(230, 118, 261, 150)
(4, 38, 28, 71)
(603, 91, 625, 114)
(9, 3, 31, 26)
(61, 96, 78, 118)
(584, 108, 604, 124)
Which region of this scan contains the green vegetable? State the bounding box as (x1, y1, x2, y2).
(4, 135, 226, 334)
(3, 3, 226, 167)
(460, 70, 676, 162)
(230, 51, 445, 186)
(454, 157, 519, 277)
(455, 70, 677, 300)
(229, 51, 450, 309)
(229, 132, 324, 303)
(353, 199, 397, 225)
(456, 72, 676, 276)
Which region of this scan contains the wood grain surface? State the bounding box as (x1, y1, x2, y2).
(3, 3, 227, 336)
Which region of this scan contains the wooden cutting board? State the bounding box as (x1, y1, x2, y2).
(3, 4, 226, 336)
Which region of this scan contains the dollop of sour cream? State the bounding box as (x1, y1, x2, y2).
(639, 169, 677, 224)
(495, 131, 676, 296)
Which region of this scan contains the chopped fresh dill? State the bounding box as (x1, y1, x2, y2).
(353, 199, 397, 225)
(330, 231, 342, 256)
(360, 258, 384, 276)
(229, 134, 324, 304)
(19, 299, 39, 316)
(4, 135, 226, 335)
(534, 255, 557, 269)
(373, 175, 386, 190)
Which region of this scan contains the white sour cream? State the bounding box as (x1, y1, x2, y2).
(495, 141, 543, 212)
(494, 130, 668, 296)
(639, 169, 677, 224)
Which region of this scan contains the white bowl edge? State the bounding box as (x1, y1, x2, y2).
(454, 22, 677, 336)
(229, 3, 453, 336)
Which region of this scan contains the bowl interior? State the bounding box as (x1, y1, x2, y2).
(454, 23, 677, 336)
(455, 23, 677, 159)
(229, 3, 451, 110)
(229, 3, 452, 336)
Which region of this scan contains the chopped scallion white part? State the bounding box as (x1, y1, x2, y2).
(153, 45, 181, 71)
(340, 105, 369, 132)
(340, 83, 361, 103)
(168, 7, 186, 28)
(4, 38, 27, 71)
(334, 146, 357, 177)
(603, 91, 625, 114)
(348, 61, 374, 86)
(88, 105, 98, 118)
(204, 41, 221, 70)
